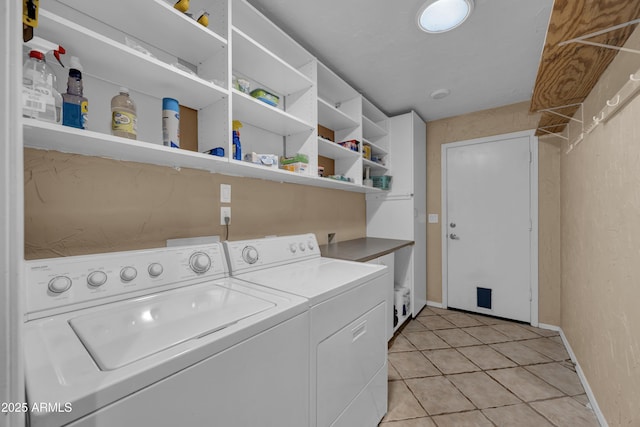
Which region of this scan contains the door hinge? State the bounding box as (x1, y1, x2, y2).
(529, 289, 533, 302)
(529, 219, 532, 231)
(529, 150, 532, 163)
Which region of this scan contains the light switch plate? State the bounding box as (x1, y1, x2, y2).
(220, 184, 231, 203)
(428, 214, 439, 224)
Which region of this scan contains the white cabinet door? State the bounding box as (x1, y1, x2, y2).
(367, 253, 394, 341)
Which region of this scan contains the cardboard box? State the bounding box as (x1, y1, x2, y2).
(318, 124, 335, 142)
(318, 155, 335, 176)
(281, 162, 308, 173)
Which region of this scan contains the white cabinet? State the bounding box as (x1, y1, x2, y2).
(367, 253, 395, 341)
(367, 111, 427, 328)
(20, 0, 393, 194)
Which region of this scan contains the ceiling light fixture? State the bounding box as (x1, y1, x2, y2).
(417, 0, 474, 33)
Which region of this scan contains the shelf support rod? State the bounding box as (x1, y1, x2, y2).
(559, 19, 640, 55)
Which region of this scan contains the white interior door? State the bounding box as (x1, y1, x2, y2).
(443, 132, 535, 323)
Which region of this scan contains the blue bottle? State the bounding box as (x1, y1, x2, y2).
(62, 56, 88, 129)
(232, 130, 242, 160)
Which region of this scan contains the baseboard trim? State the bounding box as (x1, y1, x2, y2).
(537, 322, 561, 331)
(426, 301, 444, 309)
(558, 329, 608, 427)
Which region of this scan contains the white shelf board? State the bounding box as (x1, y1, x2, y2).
(317, 61, 359, 104)
(232, 90, 314, 136)
(24, 119, 382, 194)
(232, 0, 313, 69)
(362, 97, 388, 124)
(23, 118, 227, 171)
(317, 138, 360, 160)
(232, 27, 313, 96)
(363, 158, 389, 172)
(317, 98, 359, 131)
(56, 0, 227, 65)
(38, 10, 228, 109)
(362, 116, 388, 139)
(363, 138, 389, 155)
(225, 160, 383, 193)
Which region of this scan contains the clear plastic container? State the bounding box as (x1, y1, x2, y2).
(22, 50, 62, 123)
(111, 88, 137, 140)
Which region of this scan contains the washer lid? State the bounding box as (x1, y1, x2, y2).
(69, 284, 275, 370)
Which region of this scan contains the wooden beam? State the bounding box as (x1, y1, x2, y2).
(531, 0, 640, 134)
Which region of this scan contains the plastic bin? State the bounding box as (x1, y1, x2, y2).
(371, 175, 392, 190)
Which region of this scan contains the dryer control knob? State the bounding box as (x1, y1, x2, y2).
(299, 242, 306, 251)
(148, 263, 164, 277)
(308, 241, 314, 250)
(48, 276, 72, 294)
(190, 252, 211, 273)
(87, 271, 107, 287)
(242, 246, 259, 264)
(289, 243, 297, 253)
(120, 266, 138, 282)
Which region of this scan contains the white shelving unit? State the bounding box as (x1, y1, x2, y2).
(23, 0, 395, 194)
(232, 90, 314, 135)
(232, 28, 313, 96)
(56, 0, 228, 65)
(37, 10, 228, 109)
(317, 98, 359, 130)
(23, 118, 227, 171)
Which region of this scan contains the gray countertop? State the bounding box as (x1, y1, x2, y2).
(319, 237, 414, 263)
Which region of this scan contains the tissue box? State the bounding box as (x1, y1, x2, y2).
(281, 162, 308, 173)
(244, 152, 279, 168)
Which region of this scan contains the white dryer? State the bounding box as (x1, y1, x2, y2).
(23, 243, 309, 427)
(224, 234, 389, 427)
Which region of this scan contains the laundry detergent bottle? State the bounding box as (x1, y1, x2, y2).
(62, 56, 88, 129)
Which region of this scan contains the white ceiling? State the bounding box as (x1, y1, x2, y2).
(246, 0, 553, 122)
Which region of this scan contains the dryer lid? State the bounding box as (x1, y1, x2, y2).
(69, 283, 275, 370)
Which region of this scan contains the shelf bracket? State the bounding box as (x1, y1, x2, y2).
(536, 103, 584, 154)
(559, 19, 640, 55)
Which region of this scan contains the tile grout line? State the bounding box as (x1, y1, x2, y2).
(388, 313, 598, 426)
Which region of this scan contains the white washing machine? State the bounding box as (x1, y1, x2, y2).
(224, 234, 389, 427)
(23, 243, 309, 427)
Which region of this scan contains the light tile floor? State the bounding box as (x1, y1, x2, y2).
(381, 307, 600, 427)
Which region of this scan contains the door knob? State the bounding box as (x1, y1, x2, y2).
(450, 222, 456, 228)
(449, 233, 460, 240)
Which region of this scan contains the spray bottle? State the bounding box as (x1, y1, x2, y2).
(232, 120, 242, 160)
(22, 36, 65, 123)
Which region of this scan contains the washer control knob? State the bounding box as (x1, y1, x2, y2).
(87, 271, 107, 287)
(48, 276, 72, 294)
(120, 267, 138, 282)
(289, 243, 297, 253)
(148, 263, 164, 277)
(299, 242, 306, 252)
(242, 246, 259, 264)
(308, 241, 314, 250)
(189, 252, 211, 274)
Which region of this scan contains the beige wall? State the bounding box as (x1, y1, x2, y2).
(559, 29, 640, 426)
(24, 149, 365, 259)
(425, 101, 562, 325)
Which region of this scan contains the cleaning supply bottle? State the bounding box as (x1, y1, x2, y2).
(22, 37, 65, 123)
(162, 98, 180, 148)
(62, 56, 88, 129)
(232, 120, 242, 160)
(111, 87, 137, 139)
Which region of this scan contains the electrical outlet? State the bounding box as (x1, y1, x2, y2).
(220, 207, 231, 225)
